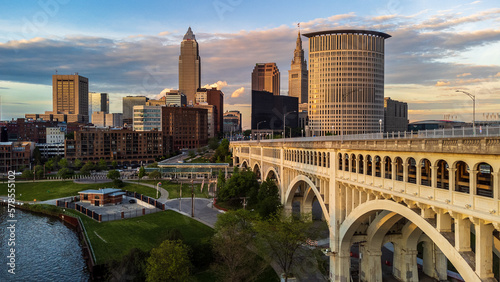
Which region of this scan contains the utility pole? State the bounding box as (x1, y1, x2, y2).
(191, 179, 195, 217)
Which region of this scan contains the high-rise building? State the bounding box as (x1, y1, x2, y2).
(122, 96, 148, 126)
(194, 103, 215, 138)
(133, 105, 162, 131)
(105, 113, 123, 127)
(179, 27, 201, 105)
(303, 30, 391, 136)
(196, 88, 224, 136)
(384, 97, 408, 133)
(223, 110, 242, 133)
(89, 92, 109, 122)
(288, 32, 308, 104)
(52, 74, 89, 122)
(251, 90, 298, 132)
(252, 63, 280, 96)
(161, 107, 208, 151)
(46, 127, 65, 144)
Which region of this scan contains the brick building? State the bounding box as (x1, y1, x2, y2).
(196, 88, 224, 136)
(79, 188, 125, 206)
(161, 107, 208, 151)
(0, 142, 34, 173)
(65, 127, 164, 166)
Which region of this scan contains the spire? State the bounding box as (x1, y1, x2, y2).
(183, 27, 196, 41)
(295, 31, 302, 51)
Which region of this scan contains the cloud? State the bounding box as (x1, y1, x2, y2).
(202, 80, 228, 90)
(158, 31, 171, 36)
(495, 72, 500, 77)
(231, 87, 245, 98)
(435, 81, 451, 86)
(457, 73, 472, 77)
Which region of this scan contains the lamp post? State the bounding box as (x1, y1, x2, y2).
(379, 119, 382, 134)
(156, 181, 162, 199)
(456, 90, 476, 136)
(191, 179, 195, 217)
(301, 129, 304, 137)
(283, 110, 297, 139)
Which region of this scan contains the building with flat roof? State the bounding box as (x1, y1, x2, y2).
(0, 141, 34, 173)
(303, 30, 391, 136)
(123, 96, 149, 126)
(161, 106, 208, 151)
(196, 88, 224, 136)
(133, 105, 162, 131)
(252, 63, 280, 96)
(384, 97, 408, 133)
(46, 127, 65, 144)
(179, 27, 201, 105)
(79, 188, 125, 206)
(223, 110, 242, 133)
(89, 92, 109, 123)
(251, 90, 298, 134)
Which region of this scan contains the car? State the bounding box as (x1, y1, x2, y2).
(129, 199, 136, 204)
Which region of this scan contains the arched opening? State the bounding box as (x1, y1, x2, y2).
(241, 161, 248, 169)
(344, 154, 349, 172)
(384, 157, 392, 179)
(351, 154, 356, 173)
(374, 156, 381, 177)
(395, 157, 404, 181)
(408, 158, 417, 184)
(285, 176, 330, 225)
(455, 161, 470, 193)
(323, 152, 327, 167)
(253, 164, 261, 180)
(476, 162, 493, 198)
(436, 160, 449, 189)
(338, 153, 343, 171)
(420, 159, 431, 186)
(358, 155, 364, 174)
(366, 155, 372, 176)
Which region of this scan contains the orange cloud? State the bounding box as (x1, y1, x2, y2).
(231, 87, 245, 98)
(202, 80, 228, 90)
(495, 72, 500, 77)
(435, 81, 450, 86)
(457, 73, 471, 77)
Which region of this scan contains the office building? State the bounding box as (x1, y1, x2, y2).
(105, 113, 123, 127)
(179, 27, 201, 104)
(89, 92, 109, 122)
(46, 127, 65, 144)
(133, 105, 162, 131)
(92, 111, 107, 127)
(14, 118, 58, 143)
(65, 127, 164, 165)
(37, 143, 65, 159)
(196, 88, 224, 135)
(303, 30, 391, 136)
(194, 103, 216, 138)
(122, 96, 148, 126)
(151, 90, 187, 107)
(288, 32, 308, 104)
(162, 107, 208, 151)
(223, 110, 242, 133)
(0, 141, 34, 173)
(251, 90, 298, 133)
(252, 63, 280, 96)
(384, 97, 408, 133)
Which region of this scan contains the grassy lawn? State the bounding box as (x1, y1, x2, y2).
(0, 181, 159, 201)
(65, 210, 214, 264)
(140, 180, 210, 199)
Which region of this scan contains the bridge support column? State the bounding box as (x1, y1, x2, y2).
(393, 244, 419, 282)
(474, 219, 495, 279)
(431, 165, 438, 188)
(436, 210, 452, 232)
(302, 203, 312, 221)
(334, 253, 350, 282)
(360, 248, 382, 282)
(454, 214, 472, 252)
(283, 203, 292, 217)
(435, 247, 448, 281)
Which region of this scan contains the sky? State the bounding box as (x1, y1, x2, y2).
(0, 0, 499, 130)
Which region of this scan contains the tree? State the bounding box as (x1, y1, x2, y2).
(80, 161, 94, 176)
(107, 170, 120, 181)
(208, 137, 220, 150)
(138, 166, 146, 182)
(254, 213, 314, 281)
(243, 129, 252, 137)
(148, 170, 161, 180)
(98, 158, 107, 171)
(212, 210, 265, 282)
(188, 150, 196, 158)
(217, 169, 259, 203)
(45, 158, 55, 171)
(34, 165, 44, 179)
(58, 158, 68, 168)
(146, 240, 191, 282)
(255, 179, 282, 219)
(146, 162, 158, 168)
(21, 169, 34, 179)
(73, 159, 83, 170)
(111, 160, 118, 169)
(33, 147, 42, 165)
(57, 168, 74, 179)
(107, 248, 148, 282)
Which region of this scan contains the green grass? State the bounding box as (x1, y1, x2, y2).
(140, 180, 210, 199)
(65, 210, 214, 264)
(0, 181, 160, 201)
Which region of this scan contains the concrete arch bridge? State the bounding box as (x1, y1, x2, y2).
(231, 136, 500, 281)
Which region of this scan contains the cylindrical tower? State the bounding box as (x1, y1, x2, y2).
(303, 30, 391, 136)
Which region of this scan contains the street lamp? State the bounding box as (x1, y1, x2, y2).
(456, 90, 476, 136)
(379, 119, 382, 134)
(283, 111, 297, 139)
(301, 129, 304, 137)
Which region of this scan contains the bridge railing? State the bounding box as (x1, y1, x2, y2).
(235, 125, 500, 143)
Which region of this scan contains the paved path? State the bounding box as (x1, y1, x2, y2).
(123, 180, 169, 202)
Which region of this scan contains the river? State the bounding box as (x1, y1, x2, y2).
(0, 206, 90, 281)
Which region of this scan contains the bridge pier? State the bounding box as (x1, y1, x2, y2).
(422, 240, 447, 280)
(393, 246, 419, 282)
(360, 247, 382, 282)
(474, 219, 495, 279)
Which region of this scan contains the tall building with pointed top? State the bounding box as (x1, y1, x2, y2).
(179, 27, 201, 104)
(288, 32, 308, 104)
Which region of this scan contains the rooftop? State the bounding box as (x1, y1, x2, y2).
(79, 188, 124, 195)
(302, 29, 391, 39)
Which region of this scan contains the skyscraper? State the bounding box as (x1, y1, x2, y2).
(179, 27, 201, 105)
(288, 32, 308, 104)
(251, 63, 280, 96)
(89, 92, 109, 123)
(303, 30, 391, 136)
(52, 74, 89, 122)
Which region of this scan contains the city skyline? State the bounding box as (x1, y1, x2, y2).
(0, 0, 499, 129)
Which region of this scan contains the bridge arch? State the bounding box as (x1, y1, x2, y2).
(264, 166, 281, 187)
(240, 159, 249, 169)
(285, 175, 329, 224)
(252, 162, 262, 180)
(339, 200, 481, 282)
